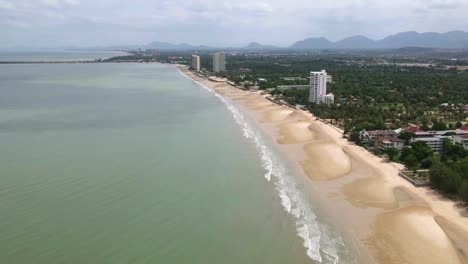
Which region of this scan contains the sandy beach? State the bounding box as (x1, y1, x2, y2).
(178, 65, 468, 264)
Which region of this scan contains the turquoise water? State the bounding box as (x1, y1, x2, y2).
(0, 50, 129, 62)
(0, 62, 353, 263)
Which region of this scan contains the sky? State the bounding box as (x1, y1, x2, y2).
(1, 0, 468, 49)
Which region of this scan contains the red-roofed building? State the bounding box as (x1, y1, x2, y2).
(460, 126, 468, 131)
(405, 126, 422, 133)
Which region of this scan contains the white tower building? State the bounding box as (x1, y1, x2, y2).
(191, 55, 201, 71)
(309, 70, 328, 103)
(213, 53, 226, 72)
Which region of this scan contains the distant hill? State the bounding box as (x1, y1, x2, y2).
(289, 31, 468, 50)
(289, 37, 332, 49)
(333, 35, 375, 49)
(244, 42, 279, 50)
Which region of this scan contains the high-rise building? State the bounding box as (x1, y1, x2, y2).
(191, 55, 200, 71)
(309, 70, 334, 105)
(309, 70, 328, 103)
(213, 53, 226, 72)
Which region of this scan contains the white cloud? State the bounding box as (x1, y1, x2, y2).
(41, 0, 61, 8)
(0, 0, 467, 47)
(0, 0, 15, 10)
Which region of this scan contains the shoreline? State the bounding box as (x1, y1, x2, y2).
(178, 65, 468, 264)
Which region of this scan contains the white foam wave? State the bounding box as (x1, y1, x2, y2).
(180, 70, 346, 263)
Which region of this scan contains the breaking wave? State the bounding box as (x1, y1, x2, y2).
(179, 68, 349, 263)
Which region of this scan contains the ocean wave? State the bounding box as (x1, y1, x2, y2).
(179, 69, 346, 263)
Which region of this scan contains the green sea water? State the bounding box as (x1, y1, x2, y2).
(0, 62, 353, 263)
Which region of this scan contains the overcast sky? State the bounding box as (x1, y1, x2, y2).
(1, 0, 468, 48)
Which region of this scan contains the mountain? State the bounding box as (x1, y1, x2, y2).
(289, 31, 468, 50)
(290, 37, 332, 49)
(333, 35, 375, 49)
(244, 42, 279, 50)
(378, 31, 468, 49)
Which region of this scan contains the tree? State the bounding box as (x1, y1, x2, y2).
(384, 147, 399, 161)
(459, 181, 468, 203)
(430, 158, 444, 190)
(432, 122, 448, 131)
(348, 131, 363, 146)
(456, 121, 463, 128)
(404, 153, 419, 171)
(441, 167, 461, 195)
(398, 131, 415, 145)
(411, 141, 433, 162)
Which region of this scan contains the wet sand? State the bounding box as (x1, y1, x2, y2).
(178, 66, 468, 264)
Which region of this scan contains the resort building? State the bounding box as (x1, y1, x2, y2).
(376, 137, 405, 151)
(213, 52, 226, 73)
(326, 75, 333, 84)
(309, 70, 334, 105)
(191, 55, 201, 72)
(360, 130, 398, 142)
(413, 136, 453, 152)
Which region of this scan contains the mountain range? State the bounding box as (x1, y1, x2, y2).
(143, 31, 468, 50)
(289, 31, 468, 50)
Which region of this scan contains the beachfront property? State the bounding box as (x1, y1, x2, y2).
(191, 55, 201, 71)
(376, 137, 405, 151)
(213, 52, 226, 73)
(326, 75, 333, 84)
(360, 130, 398, 142)
(309, 70, 334, 105)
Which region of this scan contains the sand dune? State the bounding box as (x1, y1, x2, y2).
(243, 98, 271, 106)
(300, 142, 352, 180)
(277, 122, 316, 144)
(342, 177, 409, 210)
(368, 206, 464, 264)
(260, 109, 294, 123)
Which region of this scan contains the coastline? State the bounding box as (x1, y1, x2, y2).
(177, 65, 468, 264)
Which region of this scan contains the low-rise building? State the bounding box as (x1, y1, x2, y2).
(376, 137, 405, 151)
(360, 130, 398, 141)
(413, 136, 453, 152)
(320, 93, 334, 105)
(453, 135, 468, 150)
(414, 130, 467, 138)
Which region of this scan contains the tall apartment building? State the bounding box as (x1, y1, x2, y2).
(191, 55, 200, 71)
(309, 70, 333, 104)
(213, 52, 226, 73)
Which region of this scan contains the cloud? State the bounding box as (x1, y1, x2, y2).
(425, 0, 464, 9)
(41, 0, 80, 8)
(0, 0, 467, 48)
(0, 0, 14, 10)
(41, 0, 61, 8)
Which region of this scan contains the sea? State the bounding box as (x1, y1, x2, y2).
(0, 53, 356, 263)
